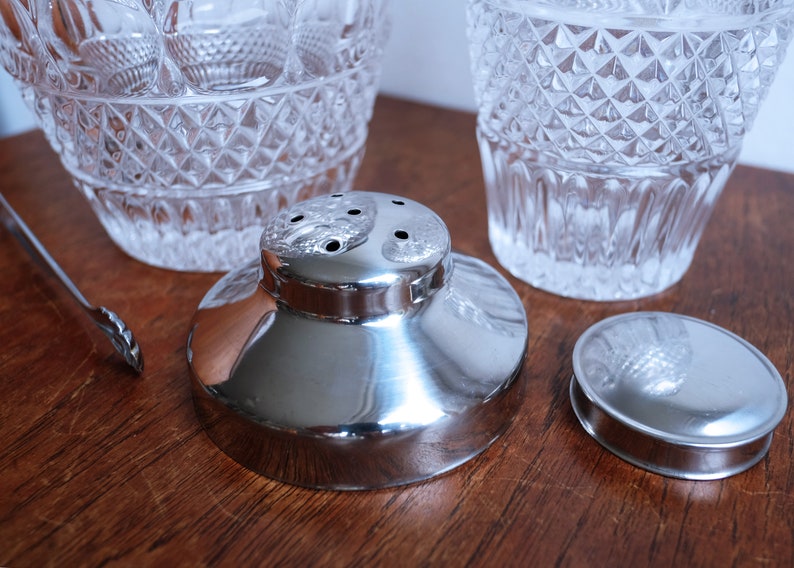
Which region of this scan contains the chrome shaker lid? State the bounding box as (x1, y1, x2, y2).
(187, 192, 528, 490)
(570, 312, 787, 480)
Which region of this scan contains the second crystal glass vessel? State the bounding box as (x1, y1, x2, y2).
(467, 0, 794, 300)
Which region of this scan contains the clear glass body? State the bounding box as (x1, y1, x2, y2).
(467, 0, 794, 300)
(0, 0, 390, 271)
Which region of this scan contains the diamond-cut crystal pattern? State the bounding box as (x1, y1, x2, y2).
(43, 67, 376, 194)
(470, 5, 793, 167)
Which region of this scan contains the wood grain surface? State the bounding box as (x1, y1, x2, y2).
(1, 96, 792, 567)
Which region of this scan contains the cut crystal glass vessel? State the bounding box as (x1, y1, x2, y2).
(467, 0, 794, 300)
(0, 0, 391, 271)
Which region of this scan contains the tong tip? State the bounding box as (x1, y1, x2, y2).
(98, 307, 145, 374)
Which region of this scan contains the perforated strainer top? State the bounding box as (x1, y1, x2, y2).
(259, 192, 451, 320)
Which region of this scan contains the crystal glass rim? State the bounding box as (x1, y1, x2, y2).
(478, 0, 794, 29)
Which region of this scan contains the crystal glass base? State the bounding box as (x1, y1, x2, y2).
(75, 149, 363, 271)
(480, 133, 737, 301)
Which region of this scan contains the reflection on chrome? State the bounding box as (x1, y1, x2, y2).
(581, 312, 691, 398)
(187, 192, 528, 489)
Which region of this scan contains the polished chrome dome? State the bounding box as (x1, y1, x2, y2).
(187, 192, 528, 489)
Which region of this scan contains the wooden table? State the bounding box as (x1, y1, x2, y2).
(1, 96, 792, 566)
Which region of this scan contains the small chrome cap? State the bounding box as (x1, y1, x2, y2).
(571, 312, 787, 480)
(187, 192, 528, 490)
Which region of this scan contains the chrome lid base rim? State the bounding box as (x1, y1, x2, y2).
(570, 375, 774, 480)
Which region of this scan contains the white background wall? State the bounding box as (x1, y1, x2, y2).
(2, 0, 793, 172)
